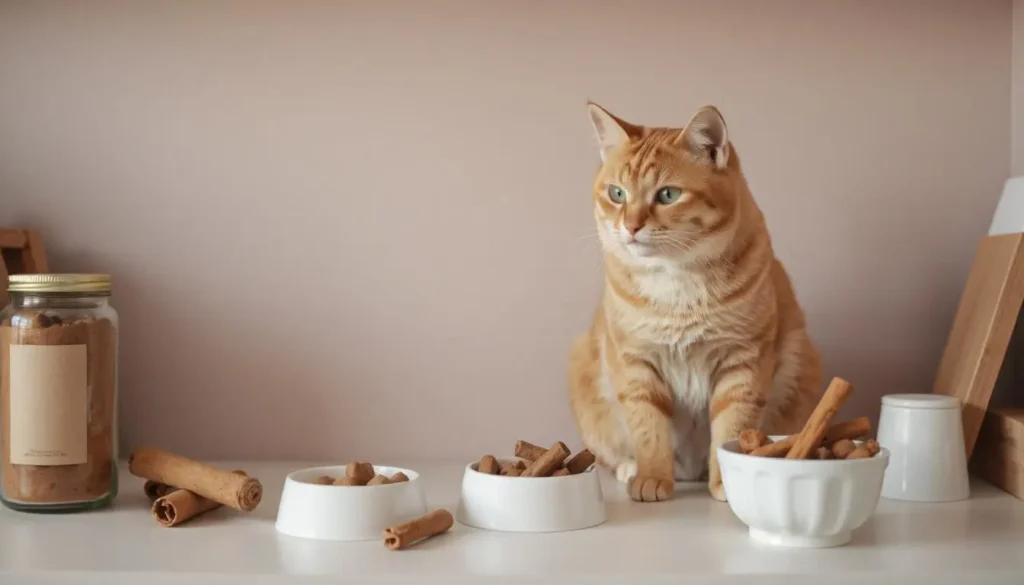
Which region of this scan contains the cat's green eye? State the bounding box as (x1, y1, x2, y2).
(607, 185, 626, 204)
(656, 187, 684, 204)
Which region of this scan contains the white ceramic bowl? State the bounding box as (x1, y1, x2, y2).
(456, 457, 605, 532)
(718, 438, 889, 548)
(275, 465, 427, 541)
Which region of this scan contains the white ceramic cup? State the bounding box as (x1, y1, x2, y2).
(876, 394, 970, 502)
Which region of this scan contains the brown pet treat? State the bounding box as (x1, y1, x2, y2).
(551, 468, 570, 477)
(383, 509, 454, 551)
(864, 439, 880, 456)
(499, 460, 522, 475)
(477, 455, 499, 475)
(367, 474, 392, 486)
(821, 417, 871, 445)
(150, 470, 248, 527)
(738, 429, 771, 453)
(786, 377, 854, 459)
(565, 449, 596, 474)
(310, 475, 335, 485)
(346, 462, 375, 485)
(815, 446, 834, 460)
(333, 477, 359, 486)
(128, 448, 262, 512)
(501, 467, 523, 477)
(846, 446, 872, 459)
(522, 442, 570, 477)
(144, 480, 174, 502)
(514, 440, 549, 461)
(390, 472, 410, 483)
(831, 439, 857, 459)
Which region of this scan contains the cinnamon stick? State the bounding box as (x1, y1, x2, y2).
(821, 416, 871, 445)
(514, 440, 548, 461)
(128, 447, 262, 512)
(383, 509, 454, 550)
(564, 449, 596, 474)
(151, 470, 248, 527)
(786, 377, 854, 459)
(143, 480, 173, 502)
(749, 436, 797, 457)
(522, 442, 570, 477)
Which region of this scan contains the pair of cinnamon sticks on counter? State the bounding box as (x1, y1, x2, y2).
(130, 447, 263, 527)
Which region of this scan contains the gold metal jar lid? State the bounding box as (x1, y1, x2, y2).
(8, 273, 112, 294)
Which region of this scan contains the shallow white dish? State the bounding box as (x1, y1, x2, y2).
(275, 464, 427, 541)
(456, 457, 605, 532)
(718, 438, 889, 548)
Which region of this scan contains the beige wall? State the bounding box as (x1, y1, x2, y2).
(0, 0, 1013, 460)
(1015, 0, 1024, 175)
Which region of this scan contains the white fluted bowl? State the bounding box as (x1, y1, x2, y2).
(275, 465, 427, 541)
(456, 457, 605, 532)
(718, 438, 889, 548)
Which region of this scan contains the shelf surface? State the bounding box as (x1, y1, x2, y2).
(1, 459, 1023, 584)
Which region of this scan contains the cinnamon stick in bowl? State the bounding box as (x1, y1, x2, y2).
(129, 447, 262, 512)
(786, 377, 854, 460)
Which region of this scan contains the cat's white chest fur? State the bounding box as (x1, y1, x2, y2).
(650, 344, 712, 416)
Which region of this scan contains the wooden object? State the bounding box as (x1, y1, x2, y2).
(933, 233, 1024, 457)
(971, 409, 1024, 500)
(0, 228, 50, 306)
(933, 177, 1024, 459)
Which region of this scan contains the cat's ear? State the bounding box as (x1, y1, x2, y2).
(679, 105, 729, 170)
(587, 101, 640, 162)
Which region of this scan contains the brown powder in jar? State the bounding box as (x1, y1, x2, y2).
(1, 312, 117, 504)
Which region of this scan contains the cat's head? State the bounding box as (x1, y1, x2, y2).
(586, 103, 747, 263)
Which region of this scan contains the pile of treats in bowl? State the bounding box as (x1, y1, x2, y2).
(739, 424, 881, 460)
(738, 375, 883, 460)
(307, 462, 410, 486)
(476, 440, 596, 477)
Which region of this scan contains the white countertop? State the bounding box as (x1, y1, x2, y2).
(1, 460, 1023, 585)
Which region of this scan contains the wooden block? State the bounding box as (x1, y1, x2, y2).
(0, 230, 27, 249)
(20, 229, 49, 273)
(0, 229, 50, 307)
(0, 252, 8, 309)
(932, 233, 1024, 458)
(971, 409, 1024, 500)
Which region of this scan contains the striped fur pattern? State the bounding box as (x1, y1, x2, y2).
(568, 103, 822, 502)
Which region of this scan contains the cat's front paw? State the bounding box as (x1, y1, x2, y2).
(627, 475, 674, 502)
(708, 478, 727, 502)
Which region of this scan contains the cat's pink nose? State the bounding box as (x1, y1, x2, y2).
(625, 224, 643, 236)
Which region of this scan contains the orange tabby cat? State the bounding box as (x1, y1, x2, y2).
(568, 103, 822, 502)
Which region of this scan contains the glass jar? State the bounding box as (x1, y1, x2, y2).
(1, 274, 119, 512)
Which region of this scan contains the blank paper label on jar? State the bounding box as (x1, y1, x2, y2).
(8, 344, 88, 466)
